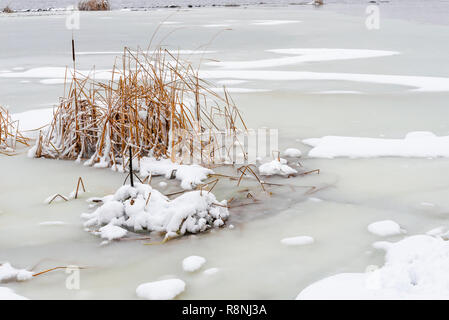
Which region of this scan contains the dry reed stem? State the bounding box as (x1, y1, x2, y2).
(0, 106, 29, 155)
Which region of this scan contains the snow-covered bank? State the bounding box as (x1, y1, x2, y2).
(82, 183, 229, 241)
(297, 234, 449, 299)
(304, 132, 449, 159)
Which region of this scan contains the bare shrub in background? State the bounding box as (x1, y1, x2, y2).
(78, 0, 111, 11)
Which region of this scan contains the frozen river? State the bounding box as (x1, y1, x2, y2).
(1, 5, 449, 299)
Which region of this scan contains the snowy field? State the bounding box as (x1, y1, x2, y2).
(1, 5, 449, 300)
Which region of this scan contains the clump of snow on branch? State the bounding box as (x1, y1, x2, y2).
(136, 279, 186, 300)
(297, 234, 449, 299)
(182, 256, 206, 272)
(81, 183, 229, 240)
(140, 158, 213, 190)
(283, 148, 302, 158)
(0, 262, 33, 283)
(258, 158, 297, 176)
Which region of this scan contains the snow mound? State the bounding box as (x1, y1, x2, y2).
(81, 183, 229, 240)
(367, 220, 405, 237)
(98, 224, 128, 240)
(182, 256, 206, 272)
(136, 279, 185, 300)
(259, 158, 297, 176)
(0, 263, 33, 282)
(140, 158, 213, 190)
(297, 235, 449, 299)
(281, 236, 314, 246)
(283, 148, 302, 158)
(0, 287, 28, 300)
(303, 131, 449, 158)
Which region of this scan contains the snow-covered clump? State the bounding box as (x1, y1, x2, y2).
(258, 158, 297, 176)
(136, 279, 185, 300)
(367, 220, 405, 237)
(283, 148, 302, 158)
(182, 256, 206, 272)
(81, 183, 229, 240)
(140, 158, 213, 190)
(0, 263, 33, 282)
(0, 287, 28, 300)
(281, 236, 314, 246)
(98, 224, 128, 240)
(304, 131, 449, 159)
(297, 235, 449, 299)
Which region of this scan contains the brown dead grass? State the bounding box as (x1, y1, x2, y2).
(33, 46, 246, 168)
(2, 6, 14, 13)
(78, 0, 110, 11)
(0, 106, 29, 155)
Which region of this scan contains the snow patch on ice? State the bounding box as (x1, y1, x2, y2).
(304, 132, 449, 158)
(207, 48, 398, 69)
(203, 267, 220, 275)
(182, 256, 206, 272)
(0, 287, 28, 300)
(281, 236, 314, 246)
(367, 220, 405, 237)
(298, 235, 449, 299)
(136, 279, 185, 300)
(98, 224, 128, 240)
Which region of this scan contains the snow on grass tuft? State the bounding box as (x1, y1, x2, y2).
(182, 256, 206, 272)
(0, 287, 28, 300)
(140, 158, 213, 190)
(259, 158, 297, 176)
(0, 263, 33, 282)
(367, 220, 405, 237)
(283, 148, 302, 158)
(136, 279, 185, 300)
(281, 236, 314, 246)
(98, 224, 127, 240)
(82, 183, 229, 241)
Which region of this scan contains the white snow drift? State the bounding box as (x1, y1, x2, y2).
(297, 234, 449, 299)
(81, 183, 229, 240)
(367, 220, 405, 237)
(304, 132, 449, 158)
(182, 256, 206, 272)
(136, 279, 186, 300)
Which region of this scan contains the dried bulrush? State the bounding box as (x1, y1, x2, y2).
(0, 106, 29, 155)
(2, 6, 14, 14)
(32, 46, 246, 170)
(78, 0, 110, 11)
